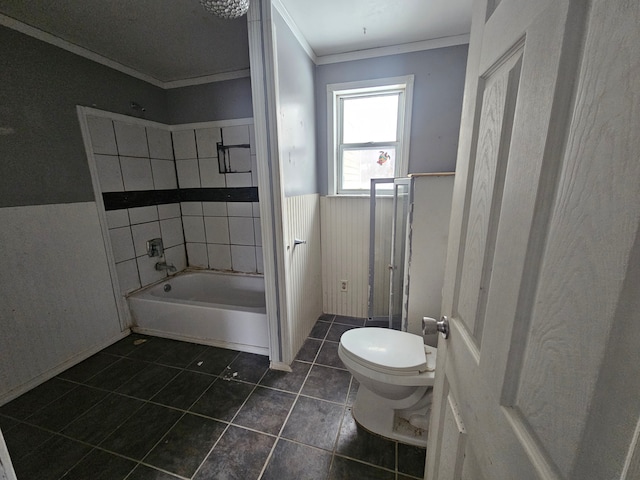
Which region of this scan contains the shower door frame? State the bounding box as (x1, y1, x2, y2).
(367, 177, 412, 328)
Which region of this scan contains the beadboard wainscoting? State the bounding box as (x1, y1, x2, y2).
(321, 175, 454, 321)
(0, 202, 125, 403)
(283, 194, 323, 362)
(320, 196, 371, 318)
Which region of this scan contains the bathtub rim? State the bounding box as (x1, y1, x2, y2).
(126, 268, 266, 299)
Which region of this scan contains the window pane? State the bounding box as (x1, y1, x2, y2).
(343, 94, 399, 144)
(342, 147, 396, 191)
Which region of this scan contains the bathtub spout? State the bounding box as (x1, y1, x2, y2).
(155, 261, 177, 273)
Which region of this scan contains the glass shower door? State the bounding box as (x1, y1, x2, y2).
(367, 177, 412, 329)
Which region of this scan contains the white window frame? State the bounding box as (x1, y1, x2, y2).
(327, 75, 414, 195)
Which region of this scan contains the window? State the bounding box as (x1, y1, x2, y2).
(328, 76, 414, 195)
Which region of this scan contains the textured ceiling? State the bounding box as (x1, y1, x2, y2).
(0, 0, 471, 83)
(0, 0, 250, 83)
(279, 0, 472, 57)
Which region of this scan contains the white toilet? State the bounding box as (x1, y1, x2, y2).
(338, 327, 436, 446)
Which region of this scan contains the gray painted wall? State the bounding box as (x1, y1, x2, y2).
(315, 45, 468, 195)
(274, 11, 318, 197)
(166, 77, 254, 124)
(0, 26, 168, 208)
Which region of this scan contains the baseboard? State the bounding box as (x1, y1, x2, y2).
(0, 329, 131, 406)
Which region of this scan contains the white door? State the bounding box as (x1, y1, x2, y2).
(426, 0, 640, 478)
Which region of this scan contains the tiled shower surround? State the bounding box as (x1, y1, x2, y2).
(86, 114, 261, 294)
(0, 315, 426, 480)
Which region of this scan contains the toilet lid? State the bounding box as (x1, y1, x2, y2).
(340, 327, 428, 373)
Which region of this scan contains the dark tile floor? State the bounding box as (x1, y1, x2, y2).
(0, 314, 426, 480)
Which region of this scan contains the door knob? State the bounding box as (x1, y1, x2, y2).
(422, 316, 450, 339)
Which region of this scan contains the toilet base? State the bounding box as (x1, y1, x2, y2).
(352, 385, 432, 447)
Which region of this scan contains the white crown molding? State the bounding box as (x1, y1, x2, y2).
(2, 11, 469, 87)
(0, 13, 250, 90)
(162, 69, 252, 89)
(0, 13, 165, 88)
(271, 0, 318, 63)
(316, 34, 471, 65)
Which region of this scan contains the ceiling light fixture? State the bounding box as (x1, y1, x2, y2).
(200, 0, 250, 19)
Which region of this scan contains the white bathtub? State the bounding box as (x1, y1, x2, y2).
(127, 271, 269, 355)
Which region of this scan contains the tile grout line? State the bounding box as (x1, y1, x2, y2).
(65, 342, 242, 479)
(190, 363, 270, 479)
(258, 325, 341, 480)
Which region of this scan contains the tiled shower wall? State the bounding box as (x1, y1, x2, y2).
(87, 116, 186, 294)
(172, 124, 263, 274)
(86, 113, 261, 296)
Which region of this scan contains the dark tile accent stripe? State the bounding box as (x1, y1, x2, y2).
(102, 187, 258, 211)
(180, 187, 258, 203)
(102, 189, 180, 210)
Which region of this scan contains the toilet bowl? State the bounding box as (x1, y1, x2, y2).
(338, 327, 436, 446)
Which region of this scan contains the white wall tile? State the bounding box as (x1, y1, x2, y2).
(182, 216, 206, 243)
(226, 172, 252, 188)
(94, 154, 124, 192)
(106, 209, 130, 229)
(207, 244, 232, 270)
(172, 130, 197, 159)
(229, 217, 255, 245)
(186, 243, 208, 268)
(137, 254, 167, 286)
(227, 202, 252, 217)
(131, 221, 162, 257)
(164, 245, 187, 272)
(199, 158, 226, 188)
(151, 159, 177, 189)
(114, 121, 149, 158)
(204, 216, 230, 244)
(120, 156, 154, 191)
(109, 227, 135, 263)
(231, 245, 257, 273)
(87, 116, 117, 155)
(176, 159, 201, 188)
(160, 218, 184, 247)
(116, 259, 140, 293)
(249, 124, 256, 154)
(252, 202, 261, 218)
(203, 202, 227, 217)
(256, 246, 264, 274)
(229, 148, 252, 173)
(128, 206, 158, 225)
(196, 127, 221, 158)
(254, 218, 262, 246)
(181, 202, 203, 216)
(222, 125, 249, 145)
(146, 127, 173, 160)
(158, 203, 181, 220)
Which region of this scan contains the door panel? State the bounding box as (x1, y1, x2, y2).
(426, 0, 640, 479)
(455, 45, 522, 345)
